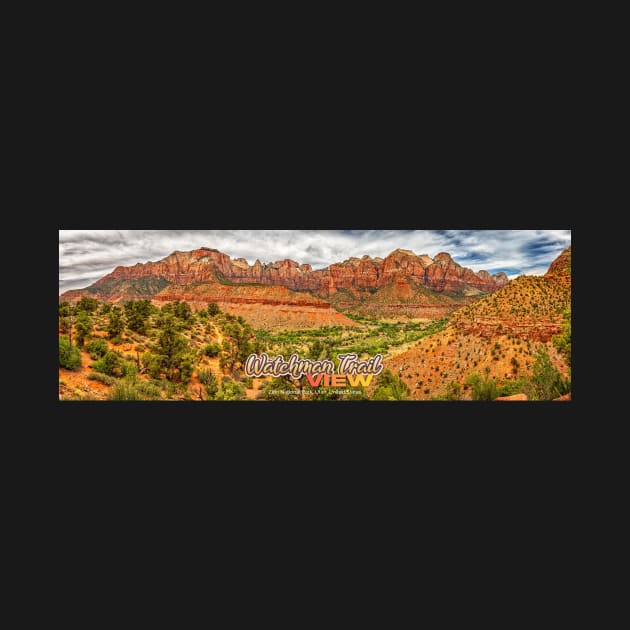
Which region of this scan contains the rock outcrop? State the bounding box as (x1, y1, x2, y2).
(451, 247, 572, 341)
(64, 246, 509, 302)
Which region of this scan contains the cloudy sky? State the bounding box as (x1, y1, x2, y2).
(59, 229, 571, 294)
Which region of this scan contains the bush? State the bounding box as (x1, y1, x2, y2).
(202, 343, 221, 358)
(110, 382, 141, 400)
(465, 372, 498, 401)
(59, 337, 82, 371)
(372, 370, 410, 400)
(92, 351, 120, 376)
(525, 350, 571, 400)
(121, 361, 138, 380)
(74, 311, 92, 347)
(244, 377, 254, 389)
(86, 338, 108, 360)
(198, 369, 216, 386)
(134, 381, 162, 400)
(180, 359, 194, 384)
(88, 372, 116, 386)
(142, 352, 162, 379)
(445, 381, 462, 400)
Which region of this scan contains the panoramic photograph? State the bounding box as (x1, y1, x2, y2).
(58, 230, 571, 401)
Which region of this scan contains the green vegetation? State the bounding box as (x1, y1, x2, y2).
(525, 350, 571, 400)
(107, 307, 125, 340)
(372, 370, 410, 400)
(255, 318, 449, 361)
(74, 311, 92, 347)
(76, 296, 99, 313)
(62, 294, 569, 402)
(207, 302, 221, 317)
(553, 308, 571, 370)
(153, 315, 191, 381)
(202, 343, 221, 358)
(124, 299, 153, 335)
(59, 337, 81, 370)
(466, 368, 499, 401)
(86, 338, 108, 359)
(110, 381, 142, 400)
(88, 372, 117, 385)
(92, 351, 120, 376)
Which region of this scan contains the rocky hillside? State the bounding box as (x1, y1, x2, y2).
(61, 246, 509, 303)
(383, 246, 572, 399)
(450, 247, 571, 342)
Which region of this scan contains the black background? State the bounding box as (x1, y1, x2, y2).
(39, 121, 585, 534)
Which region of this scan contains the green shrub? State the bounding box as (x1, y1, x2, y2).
(198, 369, 216, 386)
(525, 350, 571, 400)
(465, 372, 498, 401)
(59, 337, 82, 371)
(110, 382, 141, 400)
(86, 338, 108, 360)
(92, 351, 120, 376)
(121, 361, 138, 380)
(134, 381, 162, 399)
(202, 343, 221, 358)
(88, 372, 116, 386)
(372, 370, 410, 400)
(445, 381, 462, 400)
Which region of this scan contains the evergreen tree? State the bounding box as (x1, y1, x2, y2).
(107, 307, 125, 340)
(207, 302, 220, 317)
(76, 296, 99, 313)
(155, 315, 189, 381)
(74, 311, 92, 347)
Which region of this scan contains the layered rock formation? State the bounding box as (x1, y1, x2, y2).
(65, 246, 509, 301)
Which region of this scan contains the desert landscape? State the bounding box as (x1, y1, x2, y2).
(59, 233, 571, 401)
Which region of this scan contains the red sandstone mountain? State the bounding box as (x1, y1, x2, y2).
(61, 246, 508, 303)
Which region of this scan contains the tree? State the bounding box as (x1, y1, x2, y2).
(59, 302, 71, 317)
(222, 318, 255, 369)
(125, 300, 151, 335)
(107, 307, 125, 340)
(199, 370, 219, 399)
(59, 317, 71, 335)
(155, 315, 189, 381)
(59, 337, 81, 370)
(173, 300, 194, 325)
(207, 302, 220, 317)
(76, 296, 99, 313)
(92, 351, 120, 376)
(202, 343, 221, 358)
(74, 311, 92, 347)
